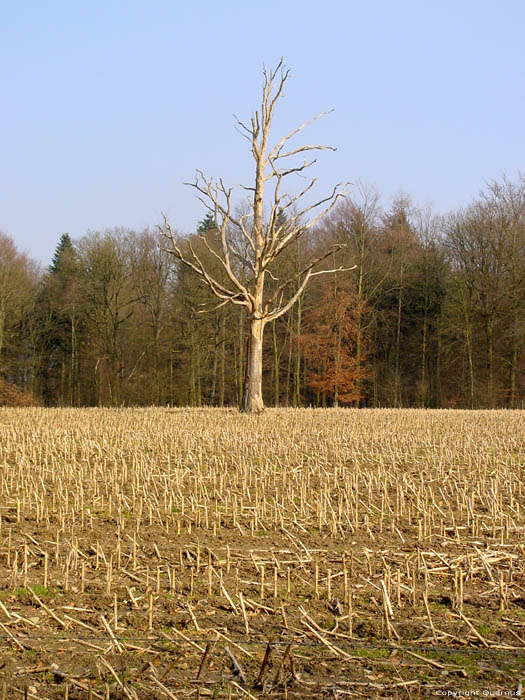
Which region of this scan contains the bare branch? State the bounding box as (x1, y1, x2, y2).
(186, 171, 257, 255)
(264, 244, 352, 313)
(158, 216, 251, 309)
(266, 253, 356, 323)
(311, 265, 357, 277)
(196, 297, 238, 313)
(162, 61, 346, 410)
(233, 114, 254, 139)
(273, 144, 336, 161)
(267, 111, 334, 163)
(265, 185, 349, 264)
(264, 158, 318, 182)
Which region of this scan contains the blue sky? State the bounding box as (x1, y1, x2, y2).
(1, 1, 524, 264)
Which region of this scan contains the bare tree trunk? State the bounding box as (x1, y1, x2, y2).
(69, 320, 73, 405)
(210, 346, 218, 405)
(508, 308, 519, 409)
(334, 314, 342, 408)
(435, 311, 442, 408)
(240, 317, 265, 413)
(219, 313, 225, 407)
(169, 349, 174, 406)
(373, 336, 379, 407)
(394, 269, 403, 408)
(60, 360, 66, 406)
(272, 320, 280, 406)
(0, 312, 5, 363)
(506, 222, 522, 409)
(189, 321, 196, 407)
(196, 345, 202, 407)
(332, 267, 339, 407)
(354, 230, 366, 407)
(285, 308, 293, 405)
(161, 61, 346, 413)
(355, 313, 363, 407)
(420, 308, 428, 407)
(210, 315, 219, 404)
(153, 327, 160, 405)
(0, 265, 9, 370)
(109, 355, 121, 406)
(293, 294, 302, 407)
(70, 314, 77, 406)
(486, 316, 494, 408)
(238, 308, 245, 405)
(465, 317, 475, 409)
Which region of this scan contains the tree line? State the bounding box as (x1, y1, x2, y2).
(1, 175, 523, 409)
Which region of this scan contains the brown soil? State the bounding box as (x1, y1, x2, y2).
(0, 407, 523, 698)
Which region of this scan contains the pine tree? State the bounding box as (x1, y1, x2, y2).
(37, 233, 83, 404)
(197, 214, 217, 233)
(49, 233, 75, 276)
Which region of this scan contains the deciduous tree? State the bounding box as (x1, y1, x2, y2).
(160, 60, 349, 413)
(301, 283, 369, 405)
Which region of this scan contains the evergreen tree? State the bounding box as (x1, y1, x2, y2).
(49, 233, 75, 276)
(36, 234, 83, 404)
(197, 214, 217, 234)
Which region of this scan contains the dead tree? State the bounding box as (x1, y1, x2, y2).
(160, 60, 351, 412)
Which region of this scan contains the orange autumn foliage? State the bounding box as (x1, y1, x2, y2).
(301, 285, 371, 405)
(0, 378, 37, 407)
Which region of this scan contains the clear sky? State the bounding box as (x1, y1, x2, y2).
(1, 0, 524, 265)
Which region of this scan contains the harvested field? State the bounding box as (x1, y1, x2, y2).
(0, 407, 523, 698)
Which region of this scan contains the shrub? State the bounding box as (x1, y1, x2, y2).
(0, 378, 37, 406)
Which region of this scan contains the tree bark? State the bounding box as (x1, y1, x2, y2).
(285, 309, 293, 405)
(169, 349, 174, 406)
(508, 308, 519, 409)
(464, 311, 475, 409)
(240, 317, 265, 413)
(196, 343, 202, 407)
(272, 320, 280, 406)
(394, 265, 404, 408)
(485, 315, 494, 408)
(160, 62, 346, 412)
(238, 308, 245, 405)
(293, 293, 302, 407)
(70, 314, 76, 406)
(435, 310, 442, 408)
(354, 248, 364, 406)
(219, 313, 225, 407)
(189, 321, 196, 406)
(420, 308, 428, 407)
(210, 314, 219, 405)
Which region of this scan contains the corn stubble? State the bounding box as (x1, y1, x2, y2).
(0, 407, 523, 698)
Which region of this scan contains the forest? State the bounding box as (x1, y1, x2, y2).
(1, 173, 523, 410)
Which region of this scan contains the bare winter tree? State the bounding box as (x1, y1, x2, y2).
(160, 60, 351, 412)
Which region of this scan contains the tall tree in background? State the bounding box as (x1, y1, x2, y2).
(411, 208, 446, 407)
(320, 186, 384, 405)
(483, 177, 525, 408)
(301, 282, 369, 405)
(39, 234, 83, 404)
(130, 230, 174, 404)
(380, 197, 417, 406)
(160, 60, 349, 413)
(1, 178, 523, 407)
(446, 204, 504, 407)
(0, 233, 38, 380)
(77, 230, 140, 406)
(49, 233, 74, 274)
(194, 214, 229, 406)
